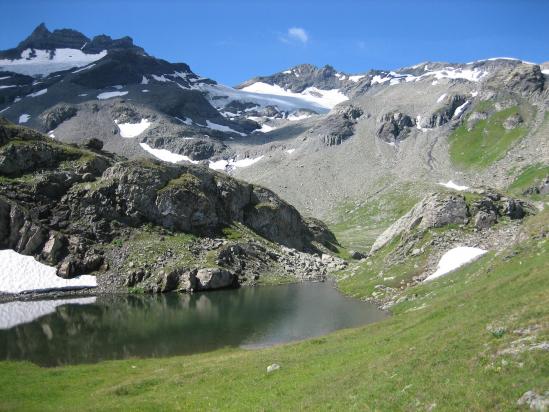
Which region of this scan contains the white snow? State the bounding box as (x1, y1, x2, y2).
(424, 67, 487, 82)
(283, 70, 292, 74)
(437, 93, 447, 103)
(0, 85, 17, 89)
(348, 75, 365, 82)
(141, 75, 149, 85)
(78, 93, 88, 97)
(424, 247, 487, 281)
(27, 88, 47, 98)
(286, 149, 295, 154)
(208, 156, 264, 171)
(0, 48, 107, 77)
(542, 69, 549, 75)
(287, 112, 313, 121)
(239, 82, 348, 110)
(453, 101, 471, 118)
(112, 85, 124, 90)
(0, 249, 97, 294)
(116, 118, 151, 138)
(438, 180, 470, 191)
(175, 116, 193, 126)
(254, 123, 275, 133)
(97, 91, 128, 100)
(152, 74, 169, 82)
(142, 89, 149, 93)
(0, 76, 11, 80)
(0, 297, 97, 329)
(139, 143, 198, 164)
(471, 91, 479, 97)
(370, 74, 392, 85)
(0, 107, 10, 114)
(72, 63, 95, 73)
(205, 120, 246, 136)
(18, 114, 30, 123)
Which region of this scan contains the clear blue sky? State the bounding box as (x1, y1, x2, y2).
(1, 0, 548, 85)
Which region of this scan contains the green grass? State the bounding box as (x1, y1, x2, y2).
(1, 211, 547, 411)
(328, 184, 421, 256)
(449, 105, 530, 169)
(508, 163, 549, 199)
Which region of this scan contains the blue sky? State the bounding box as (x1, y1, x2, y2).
(1, 0, 548, 85)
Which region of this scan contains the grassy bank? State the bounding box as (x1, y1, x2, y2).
(1, 213, 547, 410)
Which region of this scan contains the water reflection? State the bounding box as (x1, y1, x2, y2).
(0, 283, 387, 366)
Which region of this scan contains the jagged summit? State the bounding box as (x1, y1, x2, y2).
(0, 23, 144, 60)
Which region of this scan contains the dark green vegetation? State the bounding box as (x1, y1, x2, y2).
(1, 210, 547, 411)
(449, 102, 531, 169)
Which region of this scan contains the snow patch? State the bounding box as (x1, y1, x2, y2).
(349, 75, 365, 82)
(437, 93, 447, 103)
(139, 143, 198, 164)
(205, 120, 246, 136)
(0, 297, 97, 329)
(97, 91, 128, 100)
(254, 123, 275, 133)
(0, 250, 97, 294)
(142, 89, 149, 93)
(0, 48, 107, 76)
(0, 85, 17, 89)
(72, 63, 95, 73)
(209, 156, 264, 171)
(286, 149, 295, 154)
(424, 247, 487, 281)
(438, 180, 470, 191)
(27, 88, 47, 98)
(116, 118, 151, 138)
(240, 82, 347, 110)
(18, 114, 30, 123)
(453, 101, 471, 118)
(0, 106, 10, 114)
(141, 75, 149, 85)
(542, 69, 549, 75)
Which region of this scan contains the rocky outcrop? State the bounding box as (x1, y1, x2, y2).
(312, 105, 363, 146)
(420, 94, 467, 128)
(486, 64, 545, 96)
(376, 111, 415, 143)
(39, 104, 78, 130)
(370, 191, 533, 253)
(371, 193, 468, 253)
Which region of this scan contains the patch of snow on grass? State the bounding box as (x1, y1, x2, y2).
(0, 297, 97, 329)
(27, 88, 47, 97)
(18, 114, 30, 123)
(424, 247, 487, 281)
(0, 48, 107, 76)
(116, 119, 151, 138)
(97, 91, 128, 100)
(438, 180, 469, 191)
(0, 249, 97, 294)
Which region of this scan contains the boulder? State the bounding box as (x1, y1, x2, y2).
(371, 193, 469, 253)
(376, 111, 415, 143)
(474, 211, 497, 229)
(503, 113, 523, 130)
(194, 268, 236, 290)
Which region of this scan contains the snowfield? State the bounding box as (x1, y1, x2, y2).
(0, 48, 107, 76)
(140, 143, 199, 164)
(438, 181, 470, 191)
(209, 156, 264, 171)
(27, 88, 48, 98)
(0, 297, 96, 329)
(116, 118, 151, 138)
(424, 247, 488, 281)
(205, 120, 247, 136)
(0, 249, 97, 294)
(18, 114, 30, 124)
(97, 90, 128, 100)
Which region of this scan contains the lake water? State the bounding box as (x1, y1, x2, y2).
(0, 282, 387, 366)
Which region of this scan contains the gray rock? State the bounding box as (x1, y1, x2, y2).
(376, 111, 415, 143)
(517, 390, 549, 411)
(371, 193, 469, 253)
(503, 113, 523, 130)
(474, 211, 497, 229)
(194, 268, 236, 290)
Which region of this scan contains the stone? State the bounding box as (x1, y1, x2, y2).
(83, 138, 104, 151)
(474, 211, 497, 229)
(517, 390, 549, 411)
(195, 268, 236, 291)
(349, 250, 366, 260)
(267, 363, 280, 373)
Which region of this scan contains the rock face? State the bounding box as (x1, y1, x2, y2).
(420, 94, 467, 129)
(486, 64, 545, 95)
(376, 112, 415, 143)
(39, 104, 78, 130)
(311, 105, 363, 146)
